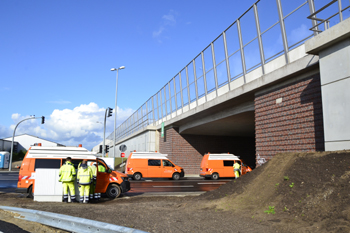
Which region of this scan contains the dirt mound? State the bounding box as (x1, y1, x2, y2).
(197, 151, 350, 232)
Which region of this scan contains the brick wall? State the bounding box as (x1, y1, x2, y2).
(255, 74, 324, 165)
(159, 127, 256, 174)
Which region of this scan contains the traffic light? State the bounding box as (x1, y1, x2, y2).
(99, 145, 103, 153)
(41, 116, 45, 124)
(105, 145, 109, 153)
(107, 108, 113, 117)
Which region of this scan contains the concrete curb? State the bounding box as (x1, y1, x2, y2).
(0, 206, 148, 233)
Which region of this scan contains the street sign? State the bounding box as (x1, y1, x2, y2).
(119, 144, 127, 152)
(161, 122, 164, 138)
(121, 152, 125, 158)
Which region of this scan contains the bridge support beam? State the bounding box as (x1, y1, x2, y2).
(306, 17, 350, 151)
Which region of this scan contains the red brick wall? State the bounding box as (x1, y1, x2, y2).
(255, 74, 324, 165)
(159, 127, 255, 174)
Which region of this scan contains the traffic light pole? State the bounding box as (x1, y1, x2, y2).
(103, 108, 108, 157)
(9, 116, 44, 171)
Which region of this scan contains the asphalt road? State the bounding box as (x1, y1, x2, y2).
(0, 172, 230, 196)
(0, 172, 18, 189)
(0, 220, 30, 233)
(127, 179, 230, 196)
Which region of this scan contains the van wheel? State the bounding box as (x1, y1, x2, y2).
(106, 184, 121, 199)
(28, 185, 34, 199)
(172, 173, 180, 180)
(211, 173, 219, 180)
(133, 173, 142, 181)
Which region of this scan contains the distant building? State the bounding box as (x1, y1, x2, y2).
(2, 134, 64, 152)
(0, 139, 18, 153)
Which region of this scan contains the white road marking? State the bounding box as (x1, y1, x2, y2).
(145, 180, 153, 182)
(153, 185, 194, 188)
(197, 182, 227, 185)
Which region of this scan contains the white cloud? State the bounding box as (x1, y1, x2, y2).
(153, 10, 178, 42)
(0, 124, 11, 139)
(46, 100, 72, 104)
(288, 24, 311, 46)
(162, 12, 176, 26)
(6, 102, 134, 150)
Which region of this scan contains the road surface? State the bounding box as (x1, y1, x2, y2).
(0, 172, 231, 196)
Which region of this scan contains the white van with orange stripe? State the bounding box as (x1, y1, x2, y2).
(17, 145, 130, 199)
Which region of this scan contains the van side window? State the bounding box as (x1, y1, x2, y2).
(148, 159, 161, 166)
(35, 159, 61, 170)
(162, 160, 174, 167)
(223, 161, 234, 167)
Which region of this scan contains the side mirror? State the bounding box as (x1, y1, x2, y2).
(107, 168, 112, 173)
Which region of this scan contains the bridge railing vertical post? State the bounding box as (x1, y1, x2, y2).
(201, 52, 208, 102)
(211, 42, 219, 98)
(276, 0, 290, 64)
(337, 0, 343, 22)
(253, 3, 265, 75)
(237, 19, 247, 84)
(222, 31, 231, 91)
(192, 58, 199, 107)
(185, 67, 191, 109)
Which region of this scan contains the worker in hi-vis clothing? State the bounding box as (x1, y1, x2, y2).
(89, 162, 97, 202)
(77, 160, 93, 203)
(233, 161, 241, 179)
(59, 157, 78, 203)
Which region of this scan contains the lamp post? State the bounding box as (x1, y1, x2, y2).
(111, 66, 125, 158)
(9, 116, 45, 171)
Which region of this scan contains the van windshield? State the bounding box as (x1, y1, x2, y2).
(162, 160, 174, 167)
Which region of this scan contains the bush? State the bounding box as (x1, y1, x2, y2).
(12, 150, 27, 161)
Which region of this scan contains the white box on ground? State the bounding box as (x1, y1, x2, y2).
(34, 169, 80, 202)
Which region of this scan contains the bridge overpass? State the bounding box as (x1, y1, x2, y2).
(93, 0, 350, 174)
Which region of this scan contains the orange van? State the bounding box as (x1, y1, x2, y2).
(125, 152, 184, 180)
(17, 145, 130, 199)
(200, 153, 252, 180)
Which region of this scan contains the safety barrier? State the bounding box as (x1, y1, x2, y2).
(0, 206, 148, 233)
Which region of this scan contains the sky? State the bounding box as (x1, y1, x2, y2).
(0, 0, 345, 151)
(0, 0, 261, 150)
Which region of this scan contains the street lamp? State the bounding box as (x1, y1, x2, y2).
(111, 66, 125, 158)
(9, 116, 45, 171)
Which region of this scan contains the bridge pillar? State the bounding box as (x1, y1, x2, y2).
(306, 18, 350, 151)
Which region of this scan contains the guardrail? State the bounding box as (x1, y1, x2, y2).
(0, 206, 148, 233)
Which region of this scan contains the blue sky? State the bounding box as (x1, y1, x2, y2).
(0, 0, 344, 150)
(0, 0, 260, 150)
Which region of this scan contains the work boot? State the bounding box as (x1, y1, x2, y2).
(71, 199, 79, 203)
(63, 198, 68, 203)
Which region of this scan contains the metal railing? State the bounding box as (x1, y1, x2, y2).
(0, 206, 147, 233)
(107, 0, 350, 146)
(308, 0, 350, 32)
